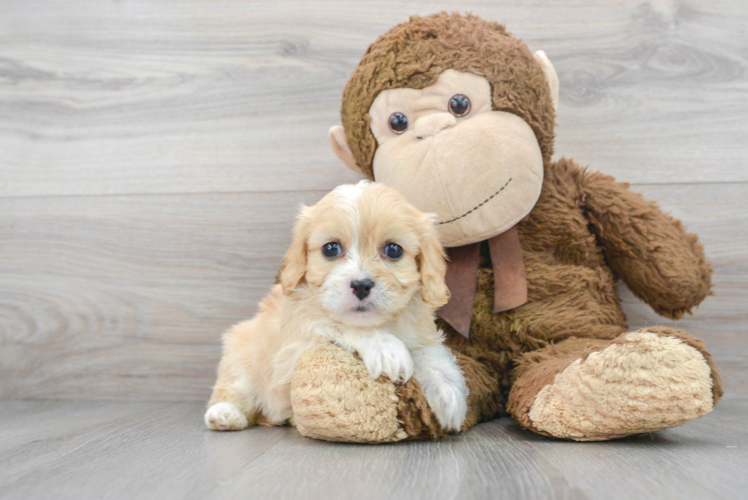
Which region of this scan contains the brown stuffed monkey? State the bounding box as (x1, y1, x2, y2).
(289, 12, 722, 442)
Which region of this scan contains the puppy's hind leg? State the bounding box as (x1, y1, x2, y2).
(412, 344, 469, 432)
(205, 362, 259, 431)
(206, 292, 283, 431)
(205, 402, 250, 431)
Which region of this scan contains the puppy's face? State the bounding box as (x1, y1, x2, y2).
(280, 181, 449, 327)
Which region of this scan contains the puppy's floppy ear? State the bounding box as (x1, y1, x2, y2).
(280, 206, 312, 295)
(418, 215, 450, 308)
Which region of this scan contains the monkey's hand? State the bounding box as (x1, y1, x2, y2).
(581, 168, 711, 319)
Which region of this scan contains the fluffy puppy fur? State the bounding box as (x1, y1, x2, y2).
(205, 180, 469, 433)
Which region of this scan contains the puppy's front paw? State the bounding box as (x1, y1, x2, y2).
(205, 402, 249, 431)
(412, 345, 469, 432)
(423, 378, 468, 432)
(359, 334, 414, 383)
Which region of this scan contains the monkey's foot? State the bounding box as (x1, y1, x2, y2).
(510, 328, 722, 441)
(290, 343, 407, 442)
(291, 343, 461, 443)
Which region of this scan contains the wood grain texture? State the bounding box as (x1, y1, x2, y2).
(0, 190, 326, 399)
(0, 0, 747, 401)
(1, 397, 747, 500)
(0, 184, 745, 400)
(0, 0, 747, 198)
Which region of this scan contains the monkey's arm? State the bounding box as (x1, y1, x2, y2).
(580, 170, 712, 319)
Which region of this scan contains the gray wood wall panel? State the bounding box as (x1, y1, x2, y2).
(1, 0, 746, 400)
(1, 0, 747, 198)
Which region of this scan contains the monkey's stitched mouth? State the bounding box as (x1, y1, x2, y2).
(437, 178, 513, 225)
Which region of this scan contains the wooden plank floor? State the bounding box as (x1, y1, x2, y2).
(1, 396, 747, 500)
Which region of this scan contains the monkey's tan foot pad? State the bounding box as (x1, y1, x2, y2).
(526, 330, 721, 441)
(290, 343, 409, 443)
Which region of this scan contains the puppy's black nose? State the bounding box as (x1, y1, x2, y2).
(350, 279, 374, 301)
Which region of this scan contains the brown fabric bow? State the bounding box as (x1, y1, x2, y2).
(437, 225, 527, 337)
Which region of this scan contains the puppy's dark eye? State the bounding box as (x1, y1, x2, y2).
(383, 243, 403, 260)
(448, 94, 471, 117)
(322, 242, 342, 258)
(388, 112, 409, 134)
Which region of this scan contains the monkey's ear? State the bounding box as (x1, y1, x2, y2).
(533, 50, 559, 111)
(328, 125, 364, 175)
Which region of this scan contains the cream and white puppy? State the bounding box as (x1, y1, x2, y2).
(205, 180, 468, 432)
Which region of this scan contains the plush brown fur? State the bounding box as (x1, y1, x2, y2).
(291, 12, 721, 442)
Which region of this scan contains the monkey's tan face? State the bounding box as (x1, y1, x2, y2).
(367, 70, 544, 247)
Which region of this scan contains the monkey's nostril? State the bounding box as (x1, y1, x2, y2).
(350, 279, 375, 301)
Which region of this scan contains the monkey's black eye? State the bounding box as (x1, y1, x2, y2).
(448, 94, 471, 117)
(388, 112, 409, 134)
(322, 242, 342, 258)
(383, 243, 403, 260)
